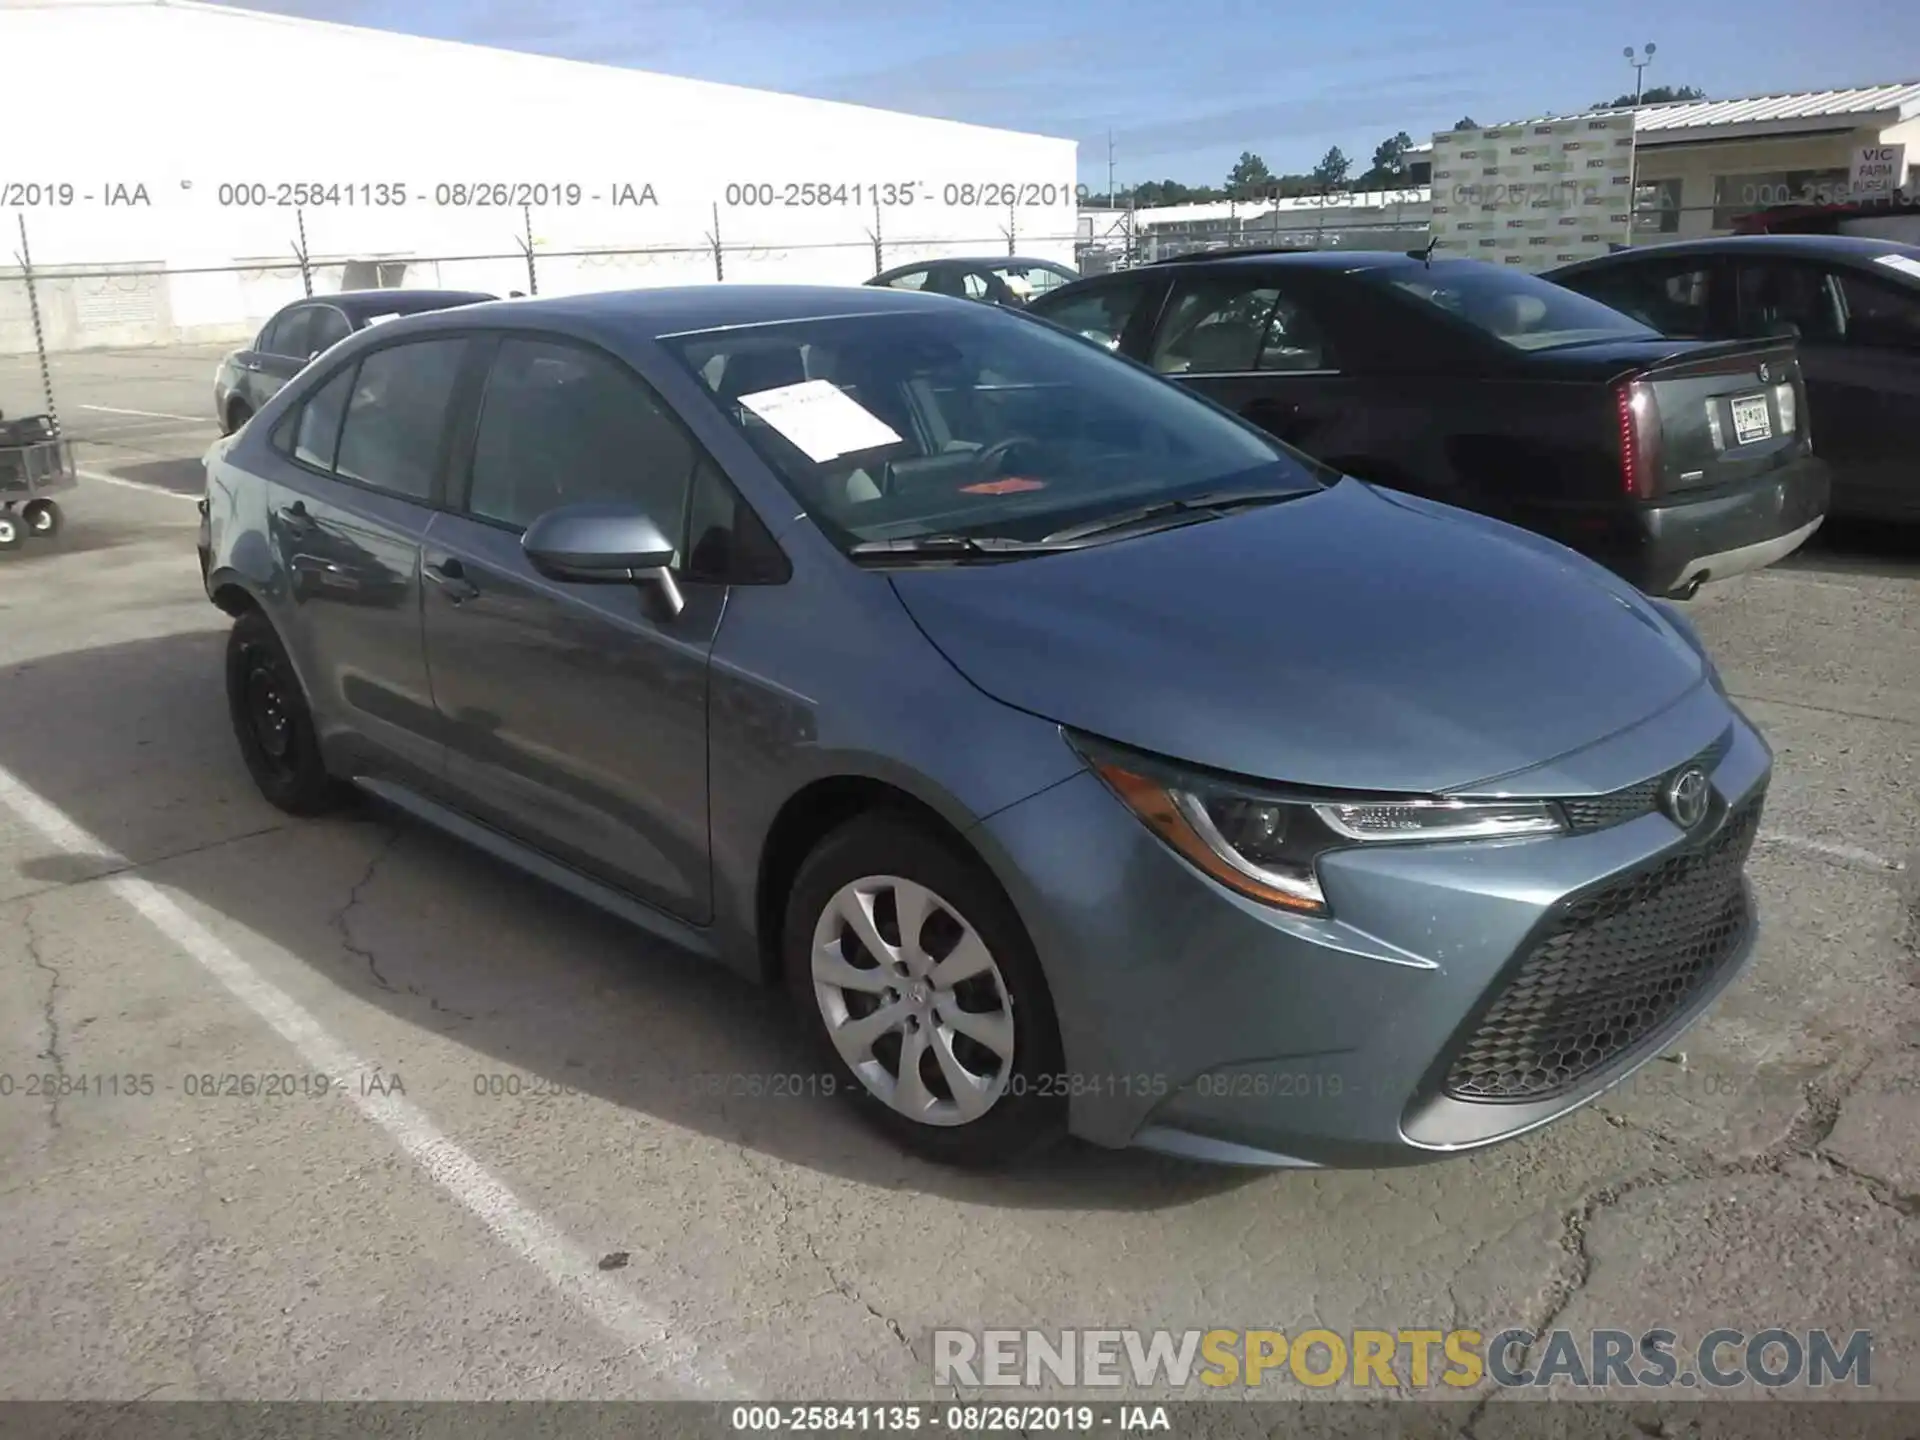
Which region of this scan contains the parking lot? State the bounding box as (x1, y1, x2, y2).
(1, 344, 1916, 1409)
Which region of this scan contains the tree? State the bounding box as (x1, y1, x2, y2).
(1354, 131, 1414, 189)
(1598, 83, 1706, 107)
(1311, 145, 1350, 191)
(1226, 151, 1273, 198)
(1452, 115, 1480, 131)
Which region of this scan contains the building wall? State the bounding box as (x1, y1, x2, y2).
(0, 0, 1076, 352)
(1633, 127, 1882, 238)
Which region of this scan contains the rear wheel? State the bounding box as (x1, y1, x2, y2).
(225, 609, 347, 815)
(22, 499, 60, 537)
(226, 400, 253, 434)
(0, 513, 20, 552)
(783, 814, 1067, 1167)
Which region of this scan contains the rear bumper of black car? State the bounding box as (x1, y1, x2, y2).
(1609, 453, 1830, 598)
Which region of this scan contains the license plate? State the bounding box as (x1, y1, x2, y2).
(1730, 393, 1772, 445)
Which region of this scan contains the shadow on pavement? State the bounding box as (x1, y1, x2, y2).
(102, 456, 209, 495)
(0, 627, 1268, 1213)
(1778, 515, 1920, 581)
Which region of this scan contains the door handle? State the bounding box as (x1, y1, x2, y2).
(241, 360, 262, 372)
(425, 557, 480, 603)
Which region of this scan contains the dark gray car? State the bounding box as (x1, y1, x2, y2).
(213, 289, 495, 434)
(198, 285, 1771, 1169)
(865, 256, 1077, 307)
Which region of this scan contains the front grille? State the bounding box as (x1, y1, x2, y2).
(1442, 792, 1763, 1103)
(1559, 732, 1733, 835)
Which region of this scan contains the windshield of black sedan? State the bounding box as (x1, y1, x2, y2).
(661, 305, 1327, 548)
(1385, 261, 1661, 351)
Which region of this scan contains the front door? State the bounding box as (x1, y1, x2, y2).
(421, 334, 723, 922)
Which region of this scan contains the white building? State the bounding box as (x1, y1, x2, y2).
(0, 0, 1077, 351)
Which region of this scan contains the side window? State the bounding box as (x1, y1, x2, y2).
(1029, 281, 1151, 352)
(333, 339, 466, 500)
(1568, 262, 1715, 338)
(288, 365, 357, 471)
(684, 457, 787, 584)
(1150, 282, 1329, 374)
(465, 338, 701, 542)
(308, 307, 353, 355)
(1735, 262, 1842, 341)
(267, 307, 315, 359)
(960, 272, 991, 301)
(1833, 271, 1920, 352)
(880, 270, 931, 291)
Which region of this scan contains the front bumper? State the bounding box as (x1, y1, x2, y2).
(975, 689, 1771, 1168)
(1613, 452, 1829, 597)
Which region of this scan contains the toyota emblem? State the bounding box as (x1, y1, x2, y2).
(1662, 767, 1711, 829)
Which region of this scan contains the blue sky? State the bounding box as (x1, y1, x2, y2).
(220, 0, 1918, 191)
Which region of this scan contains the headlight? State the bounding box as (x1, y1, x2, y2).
(1078, 736, 1564, 917)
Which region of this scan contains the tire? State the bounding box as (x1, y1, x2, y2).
(22, 499, 60, 537)
(783, 813, 1067, 1167)
(0, 513, 20, 552)
(226, 401, 253, 435)
(224, 609, 347, 816)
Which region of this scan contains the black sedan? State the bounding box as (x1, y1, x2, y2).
(865, 256, 1077, 308)
(214, 289, 495, 434)
(1549, 235, 1920, 523)
(1027, 250, 1830, 598)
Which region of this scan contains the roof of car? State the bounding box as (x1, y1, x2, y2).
(867, 256, 1078, 282)
(322, 289, 498, 317)
(435, 283, 992, 338)
(1127, 249, 1432, 273)
(1550, 234, 1920, 273)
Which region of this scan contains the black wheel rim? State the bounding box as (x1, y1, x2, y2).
(242, 647, 295, 763)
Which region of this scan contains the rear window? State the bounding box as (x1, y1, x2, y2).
(1383, 262, 1660, 351)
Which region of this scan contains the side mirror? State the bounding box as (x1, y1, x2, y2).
(522, 502, 684, 616)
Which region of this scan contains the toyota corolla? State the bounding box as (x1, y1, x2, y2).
(198, 284, 1770, 1168)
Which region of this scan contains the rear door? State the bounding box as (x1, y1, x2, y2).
(1141, 270, 1349, 451)
(1730, 256, 1911, 516)
(421, 333, 726, 922)
(263, 335, 469, 788)
(251, 305, 319, 407)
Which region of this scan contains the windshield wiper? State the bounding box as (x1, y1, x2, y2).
(846, 533, 1069, 563)
(1038, 483, 1316, 545)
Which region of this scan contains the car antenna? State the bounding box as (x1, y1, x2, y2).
(1407, 235, 1440, 267)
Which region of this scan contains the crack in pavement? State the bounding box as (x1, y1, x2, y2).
(738, 1146, 921, 1376)
(326, 826, 476, 1025)
(1454, 1047, 1896, 1436)
(24, 901, 65, 1134)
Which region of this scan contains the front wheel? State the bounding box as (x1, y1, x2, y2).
(0, 512, 20, 552)
(784, 814, 1067, 1167)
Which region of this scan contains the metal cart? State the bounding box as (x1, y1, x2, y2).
(0, 412, 77, 553)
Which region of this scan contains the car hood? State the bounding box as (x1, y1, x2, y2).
(887, 479, 1706, 794)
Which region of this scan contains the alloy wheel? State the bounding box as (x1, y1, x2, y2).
(811, 875, 1016, 1126)
(242, 647, 295, 764)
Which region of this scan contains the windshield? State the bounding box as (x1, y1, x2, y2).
(660, 305, 1327, 549)
(1384, 262, 1660, 351)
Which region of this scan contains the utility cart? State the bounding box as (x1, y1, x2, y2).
(0, 411, 77, 553)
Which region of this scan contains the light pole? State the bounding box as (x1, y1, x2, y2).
(1623, 43, 1656, 105)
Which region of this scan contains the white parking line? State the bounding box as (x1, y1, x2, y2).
(0, 763, 739, 1399)
(78, 404, 209, 423)
(76, 468, 200, 501)
(1757, 830, 1905, 872)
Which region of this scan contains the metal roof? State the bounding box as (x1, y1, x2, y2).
(1505, 82, 1920, 137)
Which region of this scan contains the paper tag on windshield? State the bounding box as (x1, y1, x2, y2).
(736, 379, 902, 463)
(363, 312, 400, 326)
(1873, 253, 1920, 282)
